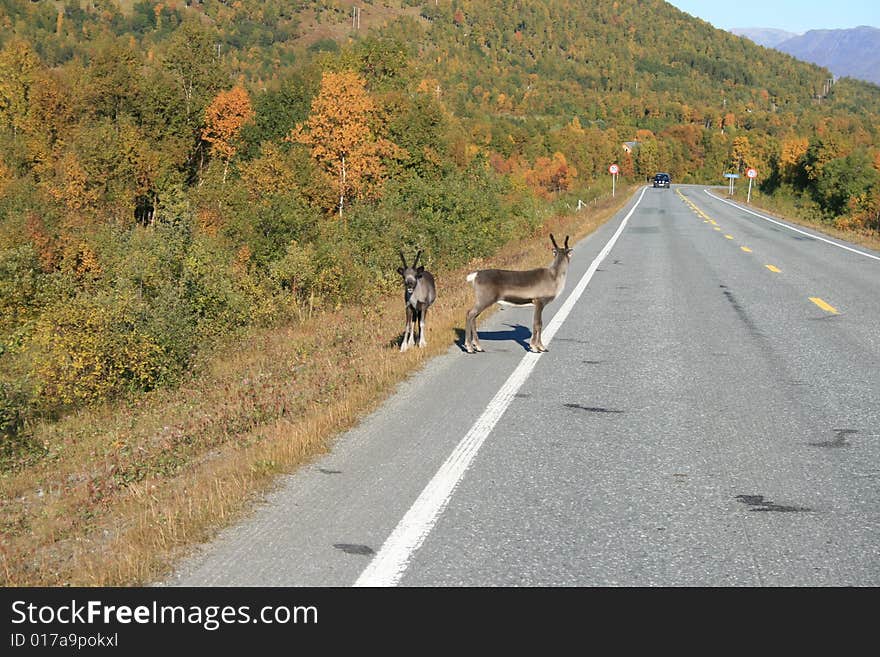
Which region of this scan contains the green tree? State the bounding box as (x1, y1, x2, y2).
(814, 150, 879, 217)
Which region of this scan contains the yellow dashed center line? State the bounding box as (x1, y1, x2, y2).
(679, 192, 843, 317)
(809, 297, 839, 314)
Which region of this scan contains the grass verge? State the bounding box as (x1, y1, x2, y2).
(0, 187, 635, 586)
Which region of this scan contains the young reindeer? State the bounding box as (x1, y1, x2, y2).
(397, 250, 436, 352)
(464, 234, 572, 354)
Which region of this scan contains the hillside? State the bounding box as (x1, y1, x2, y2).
(1, 0, 879, 584)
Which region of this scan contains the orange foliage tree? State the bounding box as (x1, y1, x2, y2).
(288, 70, 405, 217)
(525, 152, 577, 199)
(202, 85, 255, 183)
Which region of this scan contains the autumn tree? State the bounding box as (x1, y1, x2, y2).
(202, 86, 254, 183)
(83, 37, 142, 123)
(635, 140, 660, 180)
(778, 136, 809, 184)
(525, 152, 577, 198)
(162, 19, 225, 127)
(731, 136, 752, 173)
(23, 69, 73, 169)
(0, 38, 41, 136)
(289, 70, 405, 217)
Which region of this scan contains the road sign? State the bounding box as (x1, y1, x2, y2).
(746, 168, 757, 203)
(746, 168, 757, 178)
(724, 172, 739, 196)
(609, 164, 619, 174)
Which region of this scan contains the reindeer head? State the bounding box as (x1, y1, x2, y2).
(550, 234, 572, 261)
(397, 250, 425, 295)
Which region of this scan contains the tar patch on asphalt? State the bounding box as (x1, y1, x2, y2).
(735, 495, 811, 513)
(809, 429, 857, 448)
(333, 543, 376, 556)
(563, 403, 623, 414)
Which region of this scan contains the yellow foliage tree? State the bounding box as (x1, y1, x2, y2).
(0, 38, 41, 135)
(23, 70, 73, 174)
(288, 70, 405, 216)
(240, 142, 299, 200)
(0, 157, 9, 197)
(202, 85, 255, 183)
(731, 136, 752, 172)
(779, 136, 808, 183)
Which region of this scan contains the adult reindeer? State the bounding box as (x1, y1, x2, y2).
(464, 234, 572, 354)
(397, 250, 436, 352)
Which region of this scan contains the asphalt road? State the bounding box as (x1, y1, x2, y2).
(167, 185, 880, 587)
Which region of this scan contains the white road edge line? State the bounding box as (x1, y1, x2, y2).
(354, 186, 649, 587)
(703, 189, 880, 262)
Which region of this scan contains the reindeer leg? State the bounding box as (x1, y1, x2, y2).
(401, 305, 413, 352)
(530, 301, 546, 352)
(418, 305, 428, 347)
(408, 307, 417, 348)
(466, 302, 490, 353)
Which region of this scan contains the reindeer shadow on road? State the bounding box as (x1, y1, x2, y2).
(454, 323, 532, 353)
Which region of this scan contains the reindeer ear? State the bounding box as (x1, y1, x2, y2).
(397, 267, 405, 275)
(416, 265, 425, 275)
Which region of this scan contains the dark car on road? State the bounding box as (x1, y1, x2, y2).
(653, 172, 670, 188)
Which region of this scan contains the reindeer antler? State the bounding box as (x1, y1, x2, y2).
(564, 235, 570, 248)
(413, 250, 422, 269)
(399, 250, 408, 268)
(550, 234, 559, 250)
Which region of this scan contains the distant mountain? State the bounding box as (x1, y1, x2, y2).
(732, 25, 880, 86)
(730, 27, 799, 48)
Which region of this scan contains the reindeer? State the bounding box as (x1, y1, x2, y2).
(397, 250, 436, 352)
(464, 234, 572, 354)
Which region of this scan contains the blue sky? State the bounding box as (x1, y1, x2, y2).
(667, 1, 880, 34)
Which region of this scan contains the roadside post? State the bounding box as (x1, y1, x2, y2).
(723, 172, 739, 196)
(746, 167, 757, 203)
(609, 163, 619, 197)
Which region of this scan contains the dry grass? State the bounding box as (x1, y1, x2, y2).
(0, 188, 634, 587)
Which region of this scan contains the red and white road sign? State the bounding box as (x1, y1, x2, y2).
(609, 164, 619, 174)
(746, 167, 757, 178)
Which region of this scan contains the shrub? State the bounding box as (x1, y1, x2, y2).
(27, 291, 168, 409)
